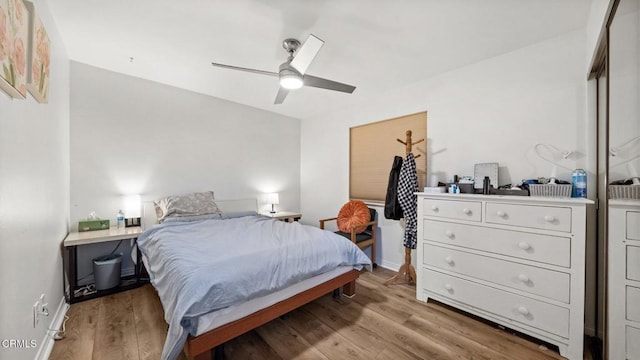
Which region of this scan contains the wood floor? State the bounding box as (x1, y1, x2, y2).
(50, 267, 591, 360)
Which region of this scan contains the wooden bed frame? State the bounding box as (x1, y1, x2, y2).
(185, 269, 360, 360)
(141, 198, 362, 360)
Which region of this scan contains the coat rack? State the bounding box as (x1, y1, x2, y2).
(385, 130, 423, 286)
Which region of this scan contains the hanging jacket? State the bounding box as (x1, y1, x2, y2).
(398, 153, 418, 249)
(384, 156, 403, 220)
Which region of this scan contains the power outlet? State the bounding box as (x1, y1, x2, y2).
(32, 301, 39, 328)
(32, 294, 49, 328)
(39, 294, 49, 317)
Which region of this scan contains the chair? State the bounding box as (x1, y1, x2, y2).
(319, 204, 377, 268)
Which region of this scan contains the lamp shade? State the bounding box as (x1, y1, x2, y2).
(266, 193, 280, 205)
(123, 194, 141, 218)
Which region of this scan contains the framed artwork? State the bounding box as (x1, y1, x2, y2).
(0, 0, 29, 99)
(24, 1, 48, 103)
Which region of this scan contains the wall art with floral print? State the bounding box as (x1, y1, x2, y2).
(24, 1, 48, 103)
(0, 0, 28, 99)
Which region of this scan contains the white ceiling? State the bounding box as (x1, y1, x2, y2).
(48, 0, 591, 120)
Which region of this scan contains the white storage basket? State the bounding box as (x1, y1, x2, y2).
(528, 184, 572, 198)
(608, 185, 640, 199)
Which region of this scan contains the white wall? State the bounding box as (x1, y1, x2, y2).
(586, 0, 614, 72)
(0, 1, 70, 359)
(301, 30, 587, 273)
(69, 63, 300, 278)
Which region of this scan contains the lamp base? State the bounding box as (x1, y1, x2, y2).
(125, 217, 141, 227)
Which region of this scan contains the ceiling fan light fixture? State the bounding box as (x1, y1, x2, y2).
(210, 34, 356, 104)
(280, 74, 303, 90)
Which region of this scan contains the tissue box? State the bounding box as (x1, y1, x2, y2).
(78, 219, 110, 232)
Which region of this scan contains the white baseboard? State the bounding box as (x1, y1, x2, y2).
(35, 297, 69, 360)
(380, 260, 400, 272)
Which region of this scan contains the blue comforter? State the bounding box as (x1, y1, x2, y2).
(137, 215, 372, 360)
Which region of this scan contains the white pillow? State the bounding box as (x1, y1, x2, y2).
(154, 191, 221, 222)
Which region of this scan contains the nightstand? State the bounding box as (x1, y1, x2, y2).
(62, 226, 146, 303)
(261, 211, 302, 223)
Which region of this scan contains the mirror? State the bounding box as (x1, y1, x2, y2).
(610, 0, 640, 193)
(606, 1, 640, 359)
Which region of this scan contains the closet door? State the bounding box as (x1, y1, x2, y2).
(608, 1, 640, 359)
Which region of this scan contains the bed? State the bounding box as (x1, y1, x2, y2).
(138, 195, 372, 360)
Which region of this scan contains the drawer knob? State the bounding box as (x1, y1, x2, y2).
(445, 256, 454, 265)
(544, 215, 555, 222)
(463, 208, 471, 215)
(518, 306, 530, 316)
(445, 230, 454, 238)
(444, 284, 453, 291)
(518, 241, 531, 250)
(431, 205, 439, 211)
(497, 210, 506, 218)
(518, 274, 530, 283)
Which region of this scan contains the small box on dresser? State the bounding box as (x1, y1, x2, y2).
(416, 193, 592, 360)
(608, 199, 640, 360)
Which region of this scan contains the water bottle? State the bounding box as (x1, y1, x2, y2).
(116, 210, 125, 229)
(572, 169, 587, 198)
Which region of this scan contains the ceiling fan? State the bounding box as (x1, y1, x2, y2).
(211, 34, 356, 104)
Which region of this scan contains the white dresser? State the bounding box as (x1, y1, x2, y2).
(416, 193, 591, 360)
(608, 199, 640, 360)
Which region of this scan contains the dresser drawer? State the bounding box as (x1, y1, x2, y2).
(628, 211, 640, 240)
(627, 326, 640, 360)
(423, 220, 571, 267)
(421, 269, 569, 337)
(423, 199, 481, 222)
(628, 245, 640, 282)
(423, 244, 570, 303)
(627, 286, 640, 322)
(485, 203, 571, 233)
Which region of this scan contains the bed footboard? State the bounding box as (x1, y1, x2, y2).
(184, 269, 361, 360)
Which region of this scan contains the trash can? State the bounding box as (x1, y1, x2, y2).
(93, 254, 122, 291)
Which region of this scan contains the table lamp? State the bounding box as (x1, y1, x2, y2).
(266, 193, 279, 214)
(123, 194, 141, 227)
(534, 143, 573, 184)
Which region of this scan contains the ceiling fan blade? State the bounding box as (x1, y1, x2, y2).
(274, 87, 289, 104)
(290, 34, 324, 75)
(211, 62, 278, 77)
(303, 74, 356, 93)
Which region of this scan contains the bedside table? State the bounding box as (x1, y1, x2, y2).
(62, 226, 146, 303)
(261, 211, 302, 223)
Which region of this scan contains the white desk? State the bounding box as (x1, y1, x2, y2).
(62, 226, 145, 303)
(63, 226, 143, 246)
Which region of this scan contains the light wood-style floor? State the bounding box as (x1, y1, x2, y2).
(50, 267, 592, 360)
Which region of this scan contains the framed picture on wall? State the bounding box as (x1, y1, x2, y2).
(0, 0, 29, 99)
(24, 0, 49, 103)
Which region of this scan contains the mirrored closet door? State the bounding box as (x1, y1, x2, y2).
(607, 0, 640, 359)
(590, 1, 640, 358)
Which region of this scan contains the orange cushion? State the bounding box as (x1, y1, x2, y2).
(337, 200, 370, 234)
